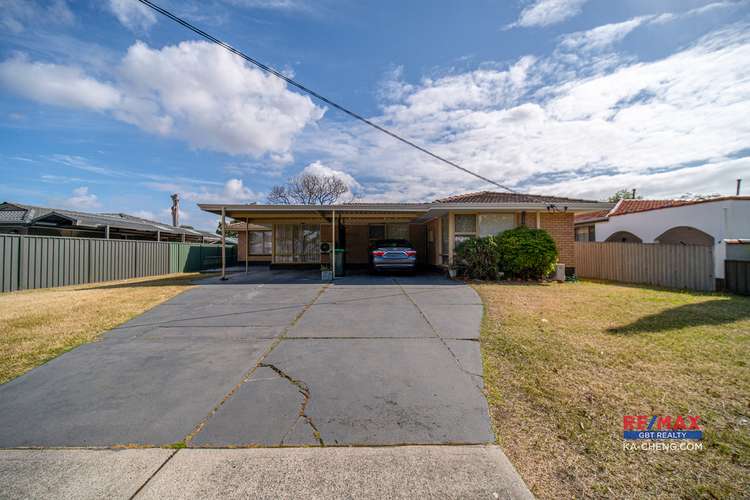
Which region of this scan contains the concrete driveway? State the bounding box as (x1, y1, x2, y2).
(0, 269, 493, 447)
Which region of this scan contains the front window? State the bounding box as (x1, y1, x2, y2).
(454, 214, 477, 247)
(479, 213, 515, 237)
(575, 226, 595, 242)
(249, 230, 272, 255)
(386, 223, 409, 240)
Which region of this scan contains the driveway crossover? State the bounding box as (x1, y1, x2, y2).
(0, 269, 493, 447)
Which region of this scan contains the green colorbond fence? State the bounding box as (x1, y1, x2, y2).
(0, 234, 236, 293)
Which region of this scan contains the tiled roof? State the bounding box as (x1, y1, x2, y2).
(608, 199, 687, 216)
(609, 197, 749, 217)
(435, 190, 599, 204)
(574, 210, 610, 224)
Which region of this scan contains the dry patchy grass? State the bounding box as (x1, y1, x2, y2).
(475, 280, 750, 499)
(0, 273, 207, 384)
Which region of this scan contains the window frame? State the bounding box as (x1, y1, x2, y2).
(248, 230, 272, 256)
(453, 213, 478, 248)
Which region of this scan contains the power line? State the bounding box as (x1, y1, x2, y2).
(135, 0, 515, 192)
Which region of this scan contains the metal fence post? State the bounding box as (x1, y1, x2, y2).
(87, 239, 92, 284)
(133, 240, 138, 278)
(18, 234, 27, 291)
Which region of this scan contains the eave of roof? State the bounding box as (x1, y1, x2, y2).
(574, 210, 610, 225)
(200, 200, 614, 219)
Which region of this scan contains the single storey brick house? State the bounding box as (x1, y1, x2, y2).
(200, 191, 612, 275)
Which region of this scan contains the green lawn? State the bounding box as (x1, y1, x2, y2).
(475, 280, 750, 499)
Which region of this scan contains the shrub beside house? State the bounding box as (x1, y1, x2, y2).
(455, 226, 559, 280)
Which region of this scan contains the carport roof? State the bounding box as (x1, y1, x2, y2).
(200, 195, 613, 220)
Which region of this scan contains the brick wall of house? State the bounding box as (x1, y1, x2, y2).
(539, 212, 576, 270)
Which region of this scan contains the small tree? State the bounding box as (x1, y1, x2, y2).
(496, 226, 558, 280)
(267, 173, 349, 205)
(608, 189, 642, 202)
(216, 222, 238, 238)
(454, 237, 501, 280)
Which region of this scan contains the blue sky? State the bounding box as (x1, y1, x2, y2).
(1, 0, 749, 230)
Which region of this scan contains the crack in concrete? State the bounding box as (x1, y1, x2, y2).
(261, 363, 324, 447)
(128, 448, 178, 499)
(393, 280, 485, 393)
(183, 284, 329, 446)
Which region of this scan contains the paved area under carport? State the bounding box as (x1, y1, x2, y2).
(0, 268, 492, 447)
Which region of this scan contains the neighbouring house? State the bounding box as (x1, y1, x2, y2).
(574, 196, 750, 286)
(201, 191, 612, 275)
(0, 201, 221, 243)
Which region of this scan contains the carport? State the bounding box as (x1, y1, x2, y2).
(198, 203, 434, 278)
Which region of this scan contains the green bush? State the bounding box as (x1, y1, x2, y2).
(454, 236, 501, 280)
(496, 226, 558, 279)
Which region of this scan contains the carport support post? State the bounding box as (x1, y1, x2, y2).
(332, 209, 336, 280)
(221, 206, 227, 280)
(245, 217, 249, 274)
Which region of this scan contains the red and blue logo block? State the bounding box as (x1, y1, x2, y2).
(623, 415, 702, 440)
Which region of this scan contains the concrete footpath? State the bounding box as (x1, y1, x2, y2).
(0, 446, 534, 499)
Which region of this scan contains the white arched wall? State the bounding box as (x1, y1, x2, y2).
(594, 199, 750, 280)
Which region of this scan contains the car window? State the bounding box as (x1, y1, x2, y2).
(375, 240, 412, 248)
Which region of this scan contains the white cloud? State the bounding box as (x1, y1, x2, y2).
(377, 66, 415, 103)
(301, 161, 361, 190)
(0, 41, 325, 160)
(299, 23, 750, 201)
(378, 55, 537, 122)
(60, 186, 101, 210)
(224, 0, 312, 11)
(0, 56, 121, 110)
(558, 16, 651, 52)
(300, 160, 361, 200)
(107, 0, 157, 31)
(507, 0, 589, 29)
(544, 157, 749, 200)
(132, 209, 157, 221)
(146, 178, 263, 204)
(652, 1, 741, 24)
(558, 2, 741, 53)
(0, 0, 74, 33)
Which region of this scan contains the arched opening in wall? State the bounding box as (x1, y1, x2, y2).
(605, 231, 643, 243)
(656, 226, 715, 246)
